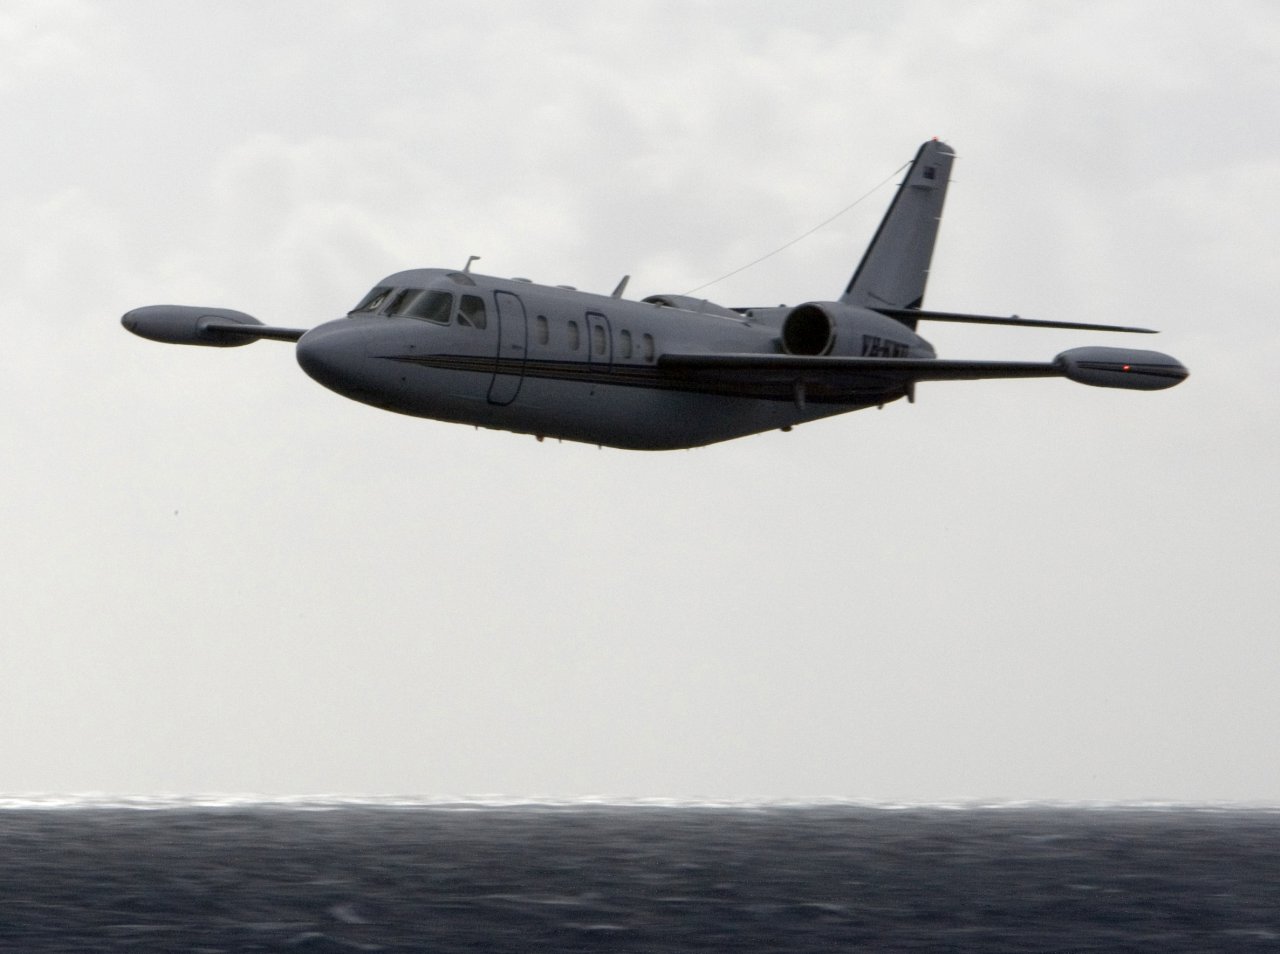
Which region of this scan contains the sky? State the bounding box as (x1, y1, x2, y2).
(2, 0, 1277, 803)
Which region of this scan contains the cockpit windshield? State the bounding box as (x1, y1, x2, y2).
(350, 285, 473, 327)
(400, 290, 453, 323)
(385, 288, 421, 315)
(351, 286, 391, 313)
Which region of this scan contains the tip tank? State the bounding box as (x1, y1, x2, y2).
(1055, 346, 1188, 391)
(121, 305, 264, 347)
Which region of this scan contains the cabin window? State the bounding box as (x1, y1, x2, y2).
(352, 286, 391, 313)
(642, 333, 655, 362)
(592, 324, 606, 356)
(458, 294, 487, 329)
(568, 320, 580, 351)
(535, 315, 549, 345)
(619, 329, 633, 359)
(403, 290, 453, 324)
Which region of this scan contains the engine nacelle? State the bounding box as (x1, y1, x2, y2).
(121, 305, 263, 347)
(780, 302, 928, 357)
(1056, 346, 1189, 390)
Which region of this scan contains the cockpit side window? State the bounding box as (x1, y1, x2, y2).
(402, 290, 454, 324)
(458, 295, 487, 330)
(352, 286, 391, 313)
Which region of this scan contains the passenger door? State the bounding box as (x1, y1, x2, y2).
(488, 291, 528, 406)
(585, 311, 612, 388)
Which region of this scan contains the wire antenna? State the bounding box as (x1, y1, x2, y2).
(681, 160, 910, 297)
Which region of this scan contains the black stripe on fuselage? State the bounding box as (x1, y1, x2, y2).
(385, 353, 904, 405)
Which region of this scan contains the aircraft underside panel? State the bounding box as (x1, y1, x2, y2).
(386, 355, 889, 449)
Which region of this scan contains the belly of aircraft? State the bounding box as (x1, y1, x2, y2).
(384, 363, 883, 450)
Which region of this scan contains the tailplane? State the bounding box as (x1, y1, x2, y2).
(841, 139, 955, 311)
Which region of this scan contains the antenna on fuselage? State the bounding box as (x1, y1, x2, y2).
(610, 275, 630, 299)
(463, 255, 480, 273)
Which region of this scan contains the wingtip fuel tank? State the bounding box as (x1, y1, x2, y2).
(121, 305, 264, 347)
(1056, 347, 1189, 391)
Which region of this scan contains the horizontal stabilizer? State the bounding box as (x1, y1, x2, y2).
(874, 307, 1157, 334)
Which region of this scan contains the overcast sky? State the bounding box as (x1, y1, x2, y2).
(2, 0, 1276, 803)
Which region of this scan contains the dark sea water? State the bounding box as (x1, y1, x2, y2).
(1, 799, 1277, 952)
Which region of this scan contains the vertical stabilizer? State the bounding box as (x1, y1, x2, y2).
(841, 139, 955, 311)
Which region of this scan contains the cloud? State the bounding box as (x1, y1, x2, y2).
(1, 0, 1276, 799)
(0, 0, 106, 91)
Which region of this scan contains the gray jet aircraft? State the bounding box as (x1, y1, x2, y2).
(123, 140, 1187, 450)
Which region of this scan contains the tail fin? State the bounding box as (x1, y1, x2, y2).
(841, 139, 955, 311)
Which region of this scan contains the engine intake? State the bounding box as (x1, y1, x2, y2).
(781, 304, 835, 355)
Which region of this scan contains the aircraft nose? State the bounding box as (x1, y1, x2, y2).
(296, 319, 377, 392)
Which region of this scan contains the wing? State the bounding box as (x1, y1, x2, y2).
(658, 349, 1187, 401)
(200, 321, 306, 343)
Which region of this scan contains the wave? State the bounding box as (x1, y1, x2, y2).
(0, 793, 1276, 813)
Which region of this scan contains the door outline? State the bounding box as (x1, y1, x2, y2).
(488, 291, 528, 406)
(586, 311, 613, 384)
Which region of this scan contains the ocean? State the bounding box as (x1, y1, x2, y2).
(0, 798, 1276, 952)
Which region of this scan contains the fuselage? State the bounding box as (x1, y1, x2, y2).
(294, 268, 934, 450)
